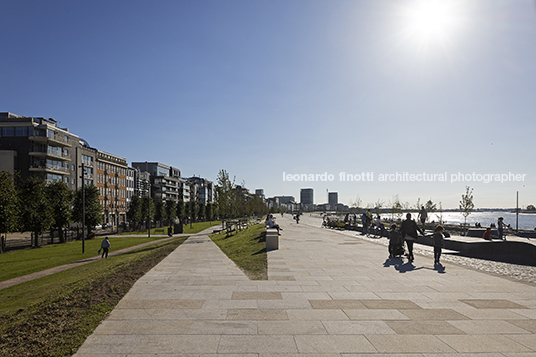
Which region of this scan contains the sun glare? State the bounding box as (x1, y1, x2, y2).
(402, 0, 462, 45)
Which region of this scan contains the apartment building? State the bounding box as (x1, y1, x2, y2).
(187, 176, 214, 204)
(96, 150, 128, 226)
(0, 112, 79, 189)
(131, 162, 182, 203)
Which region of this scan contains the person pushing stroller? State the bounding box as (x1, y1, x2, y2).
(388, 223, 404, 258)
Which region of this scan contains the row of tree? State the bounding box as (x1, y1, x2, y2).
(214, 169, 268, 219)
(0, 172, 102, 248)
(125, 195, 215, 230)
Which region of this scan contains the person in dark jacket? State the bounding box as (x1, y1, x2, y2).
(100, 237, 111, 258)
(399, 213, 423, 262)
(432, 225, 444, 265)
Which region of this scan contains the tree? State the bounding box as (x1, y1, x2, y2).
(389, 195, 403, 221)
(215, 169, 235, 219)
(205, 202, 213, 222)
(459, 186, 474, 235)
(165, 199, 176, 226)
(127, 195, 142, 229)
(0, 171, 18, 252)
(73, 184, 102, 237)
(189, 200, 197, 223)
(18, 176, 53, 247)
(154, 200, 166, 227)
(176, 199, 185, 225)
(197, 201, 205, 222)
(527, 204, 536, 212)
(46, 181, 74, 243)
(140, 195, 155, 230)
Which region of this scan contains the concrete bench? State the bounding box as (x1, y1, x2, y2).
(266, 228, 279, 251)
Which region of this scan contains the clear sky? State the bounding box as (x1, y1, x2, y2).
(2, 0, 535, 209)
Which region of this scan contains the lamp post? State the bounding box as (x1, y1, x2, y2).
(79, 163, 85, 254)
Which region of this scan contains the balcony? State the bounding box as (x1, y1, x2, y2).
(29, 163, 70, 175)
(29, 133, 72, 147)
(29, 149, 71, 162)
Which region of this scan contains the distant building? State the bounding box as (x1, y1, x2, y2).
(255, 189, 265, 200)
(188, 176, 214, 204)
(300, 188, 314, 210)
(131, 162, 181, 203)
(328, 192, 338, 206)
(96, 150, 128, 226)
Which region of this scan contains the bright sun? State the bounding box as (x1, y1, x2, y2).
(402, 0, 462, 45)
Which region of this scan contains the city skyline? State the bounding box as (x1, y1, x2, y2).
(2, 0, 535, 209)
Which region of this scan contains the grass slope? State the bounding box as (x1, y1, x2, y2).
(0, 236, 187, 357)
(209, 223, 267, 280)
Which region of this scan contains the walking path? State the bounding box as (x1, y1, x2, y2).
(0, 234, 188, 290)
(74, 216, 536, 356)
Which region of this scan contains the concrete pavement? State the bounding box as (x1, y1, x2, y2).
(74, 215, 536, 356)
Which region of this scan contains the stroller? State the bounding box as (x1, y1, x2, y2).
(388, 230, 405, 258)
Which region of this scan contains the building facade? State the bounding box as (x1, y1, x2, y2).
(96, 150, 128, 226)
(300, 188, 314, 210)
(0, 112, 79, 189)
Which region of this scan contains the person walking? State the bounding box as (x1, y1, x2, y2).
(399, 213, 424, 262)
(388, 223, 403, 258)
(418, 206, 427, 231)
(432, 225, 444, 265)
(100, 237, 111, 258)
(497, 217, 509, 241)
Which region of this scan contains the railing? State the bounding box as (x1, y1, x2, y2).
(30, 163, 69, 173)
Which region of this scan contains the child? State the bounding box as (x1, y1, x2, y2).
(482, 227, 492, 240)
(388, 223, 403, 258)
(432, 225, 444, 265)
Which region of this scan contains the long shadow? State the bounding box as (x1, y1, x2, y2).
(383, 258, 446, 274)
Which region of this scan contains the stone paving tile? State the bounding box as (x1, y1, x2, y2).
(343, 308, 411, 320)
(133, 335, 221, 354)
(322, 320, 396, 334)
(295, 335, 377, 353)
(507, 319, 536, 333)
(447, 320, 533, 334)
(437, 335, 533, 353)
(186, 320, 257, 334)
(309, 299, 367, 309)
(226, 308, 288, 320)
(92, 319, 193, 335)
(455, 308, 530, 320)
(258, 320, 328, 335)
(361, 299, 423, 309)
(286, 308, 350, 321)
(386, 320, 466, 335)
(231, 291, 282, 300)
(366, 334, 456, 353)
(400, 309, 470, 321)
(506, 335, 536, 351)
(218, 335, 298, 353)
(460, 300, 529, 309)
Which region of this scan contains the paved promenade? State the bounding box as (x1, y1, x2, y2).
(74, 216, 536, 356)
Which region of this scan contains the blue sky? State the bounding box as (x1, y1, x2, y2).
(2, 0, 535, 209)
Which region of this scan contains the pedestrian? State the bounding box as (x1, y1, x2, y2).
(100, 237, 111, 258)
(388, 223, 403, 258)
(432, 225, 444, 265)
(418, 206, 427, 231)
(482, 227, 492, 240)
(399, 213, 424, 262)
(497, 217, 508, 241)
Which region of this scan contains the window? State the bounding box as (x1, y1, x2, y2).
(2, 127, 14, 136)
(15, 127, 28, 136)
(71, 178, 75, 184)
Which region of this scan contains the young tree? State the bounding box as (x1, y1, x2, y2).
(0, 172, 18, 252)
(205, 202, 213, 222)
(215, 169, 235, 219)
(197, 202, 206, 222)
(154, 200, 166, 227)
(165, 199, 176, 226)
(18, 176, 53, 247)
(189, 200, 197, 223)
(127, 195, 142, 229)
(140, 195, 155, 230)
(176, 199, 185, 225)
(73, 184, 102, 237)
(459, 186, 474, 235)
(46, 181, 74, 243)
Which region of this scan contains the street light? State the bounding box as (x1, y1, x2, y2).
(79, 162, 85, 253)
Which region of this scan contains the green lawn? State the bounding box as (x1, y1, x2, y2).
(0, 236, 187, 356)
(209, 223, 267, 280)
(0, 236, 168, 282)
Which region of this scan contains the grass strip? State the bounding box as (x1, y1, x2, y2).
(0, 236, 187, 357)
(0, 235, 169, 282)
(209, 223, 267, 280)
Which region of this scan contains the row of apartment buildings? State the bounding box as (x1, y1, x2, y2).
(0, 112, 213, 226)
